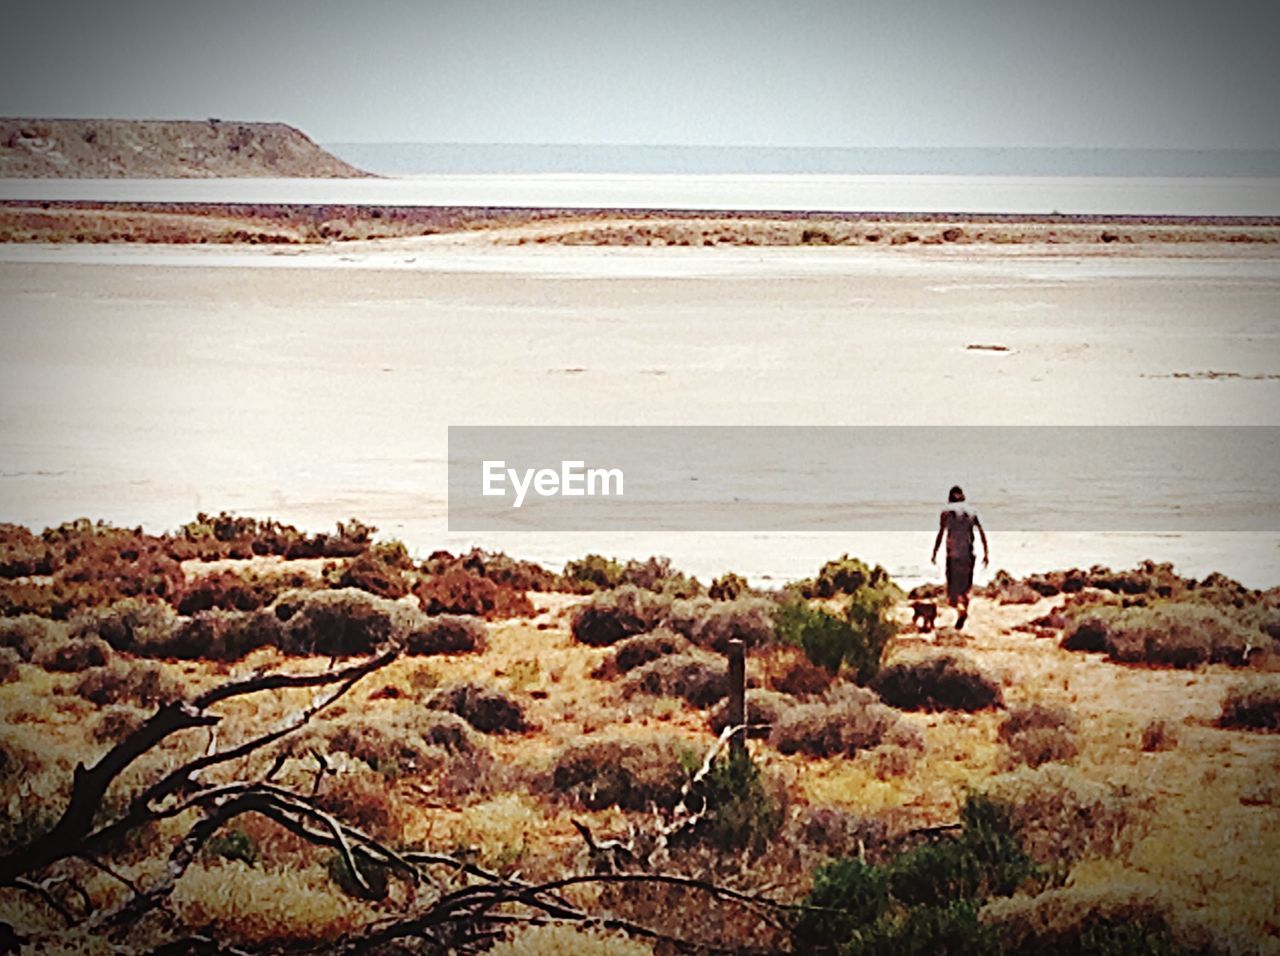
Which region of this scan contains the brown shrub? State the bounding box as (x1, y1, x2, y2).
(613, 627, 693, 672)
(414, 570, 533, 620)
(982, 885, 1178, 954)
(550, 734, 691, 810)
(621, 653, 728, 708)
(318, 712, 480, 776)
(870, 654, 1004, 712)
(1061, 616, 1110, 653)
(45, 523, 185, 612)
(1218, 684, 1280, 732)
(162, 608, 286, 660)
(0, 647, 21, 684)
(93, 704, 147, 743)
(421, 548, 559, 593)
(984, 570, 1043, 604)
(314, 770, 403, 843)
(169, 513, 375, 561)
(0, 523, 56, 578)
(770, 684, 903, 757)
(1140, 719, 1177, 752)
(668, 595, 777, 653)
(789, 806, 891, 860)
(570, 587, 654, 646)
(427, 683, 528, 734)
(71, 598, 178, 653)
(572, 587, 776, 653)
(1003, 727, 1079, 769)
(986, 763, 1148, 865)
(1064, 602, 1261, 668)
(1000, 702, 1078, 740)
(870, 740, 922, 780)
(34, 635, 111, 672)
(175, 567, 310, 614)
(404, 614, 487, 656)
(275, 588, 423, 656)
(769, 654, 833, 697)
(708, 688, 793, 738)
(0, 614, 55, 661)
(73, 659, 183, 707)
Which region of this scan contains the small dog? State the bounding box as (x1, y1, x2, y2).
(911, 601, 938, 633)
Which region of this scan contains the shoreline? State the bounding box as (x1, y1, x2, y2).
(2, 200, 1279, 246)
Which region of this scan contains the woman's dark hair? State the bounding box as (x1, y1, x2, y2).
(948, 485, 965, 502)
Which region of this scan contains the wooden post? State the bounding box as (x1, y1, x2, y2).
(727, 639, 746, 761)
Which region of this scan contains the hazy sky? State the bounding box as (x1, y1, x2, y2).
(4, 0, 1278, 149)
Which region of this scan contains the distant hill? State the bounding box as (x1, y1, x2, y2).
(0, 118, 370, 178)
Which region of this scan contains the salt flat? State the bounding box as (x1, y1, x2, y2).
(2, 242, 1278, 586)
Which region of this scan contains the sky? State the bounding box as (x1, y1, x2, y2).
(3, 0, 1279, 149)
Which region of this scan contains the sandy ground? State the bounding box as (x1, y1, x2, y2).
(1, 241, 1278, 587)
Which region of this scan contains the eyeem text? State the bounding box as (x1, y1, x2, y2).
(481, 460, 624, 508)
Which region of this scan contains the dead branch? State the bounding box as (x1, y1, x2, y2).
(0, 650, 396, 889)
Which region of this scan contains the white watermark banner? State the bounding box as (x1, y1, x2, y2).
(448, 426, 1280, 532)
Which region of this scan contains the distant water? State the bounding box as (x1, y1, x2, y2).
(4, 174, 1279, 216)
(325, 143, 1280, 178)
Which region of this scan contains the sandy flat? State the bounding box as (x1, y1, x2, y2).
(1, 242, 1278, 587)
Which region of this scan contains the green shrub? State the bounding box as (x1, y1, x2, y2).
(562, 554, 624, 592)
(889, 796, 1037, 907)
(796, 554, 898, 600)
(794, 857, 892, 950)
(562, 554, 700, 596)
(775, 589, 896, 683)
(708, 572, 749, 601)
(773, 568, 896, 685)
(686, 751, 782, 854)
(205, 827, 260, 866)
(325, 540, 414, 598)
(326, 850, 389, 900)
(795, 795, 1037, 954)
(869, 899, 998, 956)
